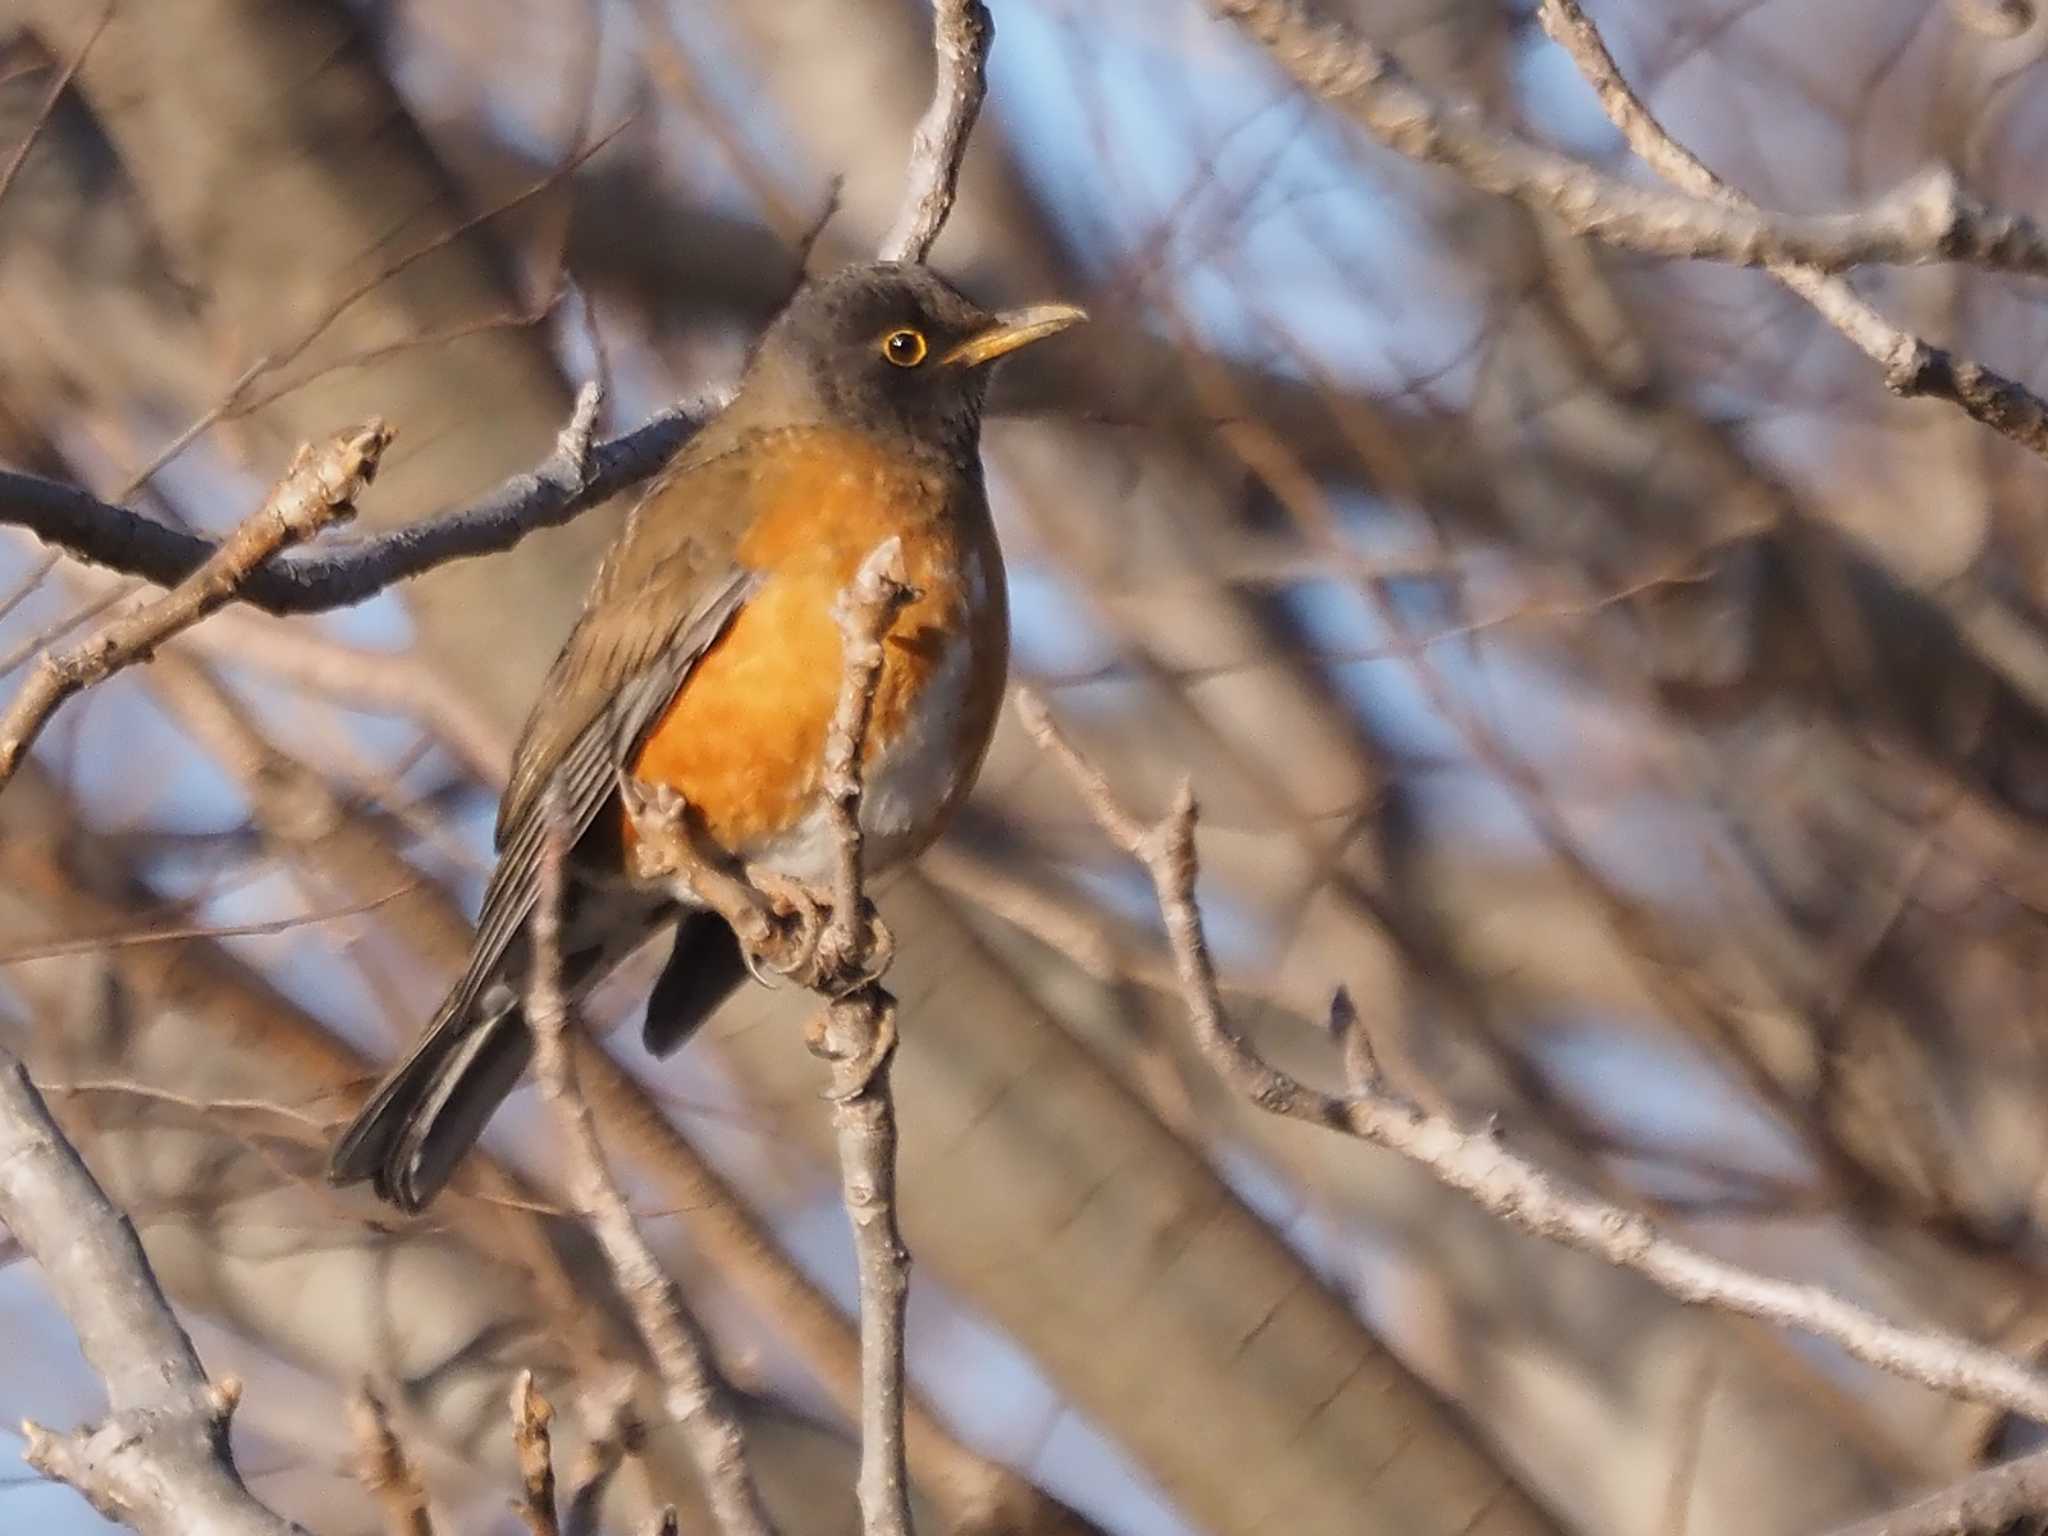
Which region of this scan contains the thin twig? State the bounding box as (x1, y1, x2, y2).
(0, 880, 418, 965)
(569, 1045, 1110, 1536)
(0, 1046, 306, 1536)
(879, 0, 993, 264)
(1211, 0, 2048, 278)
(1016, 686, 2048, 1430)
(821, 538, 917, 965)
(526, 817, 777, 1536)
(1533, 0, 2048, 461)
(0, 6, 111, 217)
(815, 541, 918, 1536)
(511, 1370, 561, 1536)
(1660, 1356, 1716, 1536)
(348, 1389, 434, 1536)
(0, 420, 391, 790)
(619, 540, 919, 1536)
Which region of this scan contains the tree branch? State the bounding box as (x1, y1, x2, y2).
(525, 824, 778, 1536)
(0, 385, 701, 617)
(1016, 686, 2048, 1430)
(347, 1389, 434, 1536)
(879, 0, 993, 264)
(1825, 1443, 2048, 1536)
(1211, 0, 2048, 278)
(511, 1371, 561, 1536)
(1533, 0, 2048, 461)
(0, 0, 998, 630)
(815, 541, 918, 1536)
(0, 420, 391, 789)
(620, 539, 919, 1536)
(0, 1046, 306, 1536)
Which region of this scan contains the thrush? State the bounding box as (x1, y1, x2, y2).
(329, 263, 1084, 1211)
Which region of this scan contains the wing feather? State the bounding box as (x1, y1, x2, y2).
(440, 568, 757, 1025)
(447, 436, 777, 1021)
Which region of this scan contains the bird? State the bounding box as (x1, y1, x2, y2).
(329, 262, 1084, 1212)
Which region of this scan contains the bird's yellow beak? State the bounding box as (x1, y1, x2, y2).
(941, 303, 1088, 368)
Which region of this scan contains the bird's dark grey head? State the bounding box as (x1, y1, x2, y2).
(735, 262, 1084, 452)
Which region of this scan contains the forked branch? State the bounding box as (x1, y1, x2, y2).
(1018, 687, 2048, 1431)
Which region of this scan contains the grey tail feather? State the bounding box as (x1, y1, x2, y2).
(642, 911, 750, 1058)
(328, 985, 533, 1213)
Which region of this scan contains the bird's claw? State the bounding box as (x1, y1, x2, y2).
(618, 775, 897, 1085)
(748, 870, 826, 973)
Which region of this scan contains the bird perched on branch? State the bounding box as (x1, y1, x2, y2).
(330, 263, 1084, 1211)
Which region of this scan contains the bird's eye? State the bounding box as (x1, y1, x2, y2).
(881, 328, 928, 368)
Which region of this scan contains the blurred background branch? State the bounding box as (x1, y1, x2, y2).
(4, 0, 2048, 1533)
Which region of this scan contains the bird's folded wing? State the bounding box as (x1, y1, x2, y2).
(447, 563, 760, 1025)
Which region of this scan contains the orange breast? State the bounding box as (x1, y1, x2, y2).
(627, 428, 1005, 856)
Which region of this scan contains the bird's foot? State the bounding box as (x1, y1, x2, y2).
(744, 868, 831, 985)
(617, 774, 694, 885)
(619, 773, 783, 959)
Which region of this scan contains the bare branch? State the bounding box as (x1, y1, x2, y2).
(1017, 687, 2048, 1430)
(816, 540, 917, 1536)
(1211, 0, 2048, 278)
(0, 397, 704, 616)
(879, 0, 993, 264)
(0, 6, 112, 216)
(1534, 0, 2048, 460)
(526, 818, 777, 1536)
(0, 1047, 305, 1536)
(822, 537, 917, 961)
(622, 537, 919, 1536)
(568, 1046, 1107, 1536)
(553, 382, 606, 480)
(511, 1371, 561, 1536)
(0, 421, 391, 788)
(348, 1390, 434, 1536)
(1826, 1444, 2048, 1536)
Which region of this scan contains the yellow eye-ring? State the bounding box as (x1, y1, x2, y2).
(881, 328, 928, 368)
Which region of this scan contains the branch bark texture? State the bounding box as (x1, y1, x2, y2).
(0, 1048, 307, 1536)
(0, 419, 390, 787)
(0, 391, 697, 618)
(816, 540, 919, 1536)
(879, 0, 992, 264)
(621, 538, 921, 1536)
